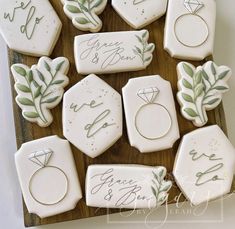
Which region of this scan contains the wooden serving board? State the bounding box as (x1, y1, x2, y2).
(8, 1, 227, 227)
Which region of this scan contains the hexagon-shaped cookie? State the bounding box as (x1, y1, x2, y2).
(15, 136, 82, 218)
(0, 0, 62, 56)
(63, 74, 122, 158)
(173, 125, 235, 206)
(112, 0, 167, 29)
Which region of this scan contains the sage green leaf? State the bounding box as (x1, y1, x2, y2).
(183, 63, 194, 77)
(78, 0, 86, 4)
(66, 5, 81, 13)
(194, 71, 202, 84)
(201, 69, 209, 80)
(214, 86, 229, 90)
(144, 56, 152, 63)
(33, 80, 40, 88)
(158, 194, 167, 203)
(43, 96, 60, 104)
(152, 179, 159, 188)
(92, 0, 103, 9)
(23, 112, 39, 118)
(211, 62, 216, 75)
(135, 46, 142, 54)
(34, 86, 42, 99)
(44, 61, 51, 71)
(55, 60, 65, 71)
(195, 84, 204, 98)
(79, 3, 88, 12)
(152, 172, 159, 182)
(13, 66, 26, 76)
(151, 186, 157, 197)
(17, 97, 34, 106)
(182, 93, 194, 103)
(182, 79, 192, 89)
(135, 35, 142, 43)
(184, 108, 198, 117)
(16, 84, 30, 93)
(218, 70, 230, 80)
(27, 70, 33, 83)
(36, 69, 45, 82)
(205, 98, 220, 105)
(159, 168, 164, 178)
(132, 49, 138, 55)
(145, 44, 155, 52)
(52, 80, 64, 85)
(75, 17, 89, 24)
(160, 182, 172, 192)
(142, 30, 148, 39)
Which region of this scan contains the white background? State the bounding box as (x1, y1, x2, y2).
(1, 0, 235, 228)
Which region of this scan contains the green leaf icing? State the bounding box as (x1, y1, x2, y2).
(11, 57, 69, 127)
(63, 0, 107, 32)
(151, 167, 172, 206)
(177, 61, 231, 127)
(132, 30, 155, 66)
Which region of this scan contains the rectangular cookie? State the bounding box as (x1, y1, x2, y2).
(74, 30, 155, 74)
(86, 164, 172, 209)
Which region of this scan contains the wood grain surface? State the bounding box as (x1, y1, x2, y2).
(8, 1, 227, 227)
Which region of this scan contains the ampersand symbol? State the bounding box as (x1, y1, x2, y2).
(92, 53, 99, 64)
(104, 189, 113, 201)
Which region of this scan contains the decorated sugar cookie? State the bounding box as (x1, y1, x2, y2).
(0, 0, 62, 56)
(15, 136, 82, 218)
(112, 0, 168, 29)
(122, 75, 180, 153)
(74, 30, 155, 74)
(177, 61, 232, 127)
(173, 125, 235, 205)
(164, 0, 216, 60)
(11, 57, 70, 127)
(63, 74, 122, 158)
(86, 165, 172, 209)
(62, 0, 107, 32)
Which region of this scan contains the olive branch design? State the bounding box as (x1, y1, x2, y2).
(64, 0, 106, 30)
(132, 30, 155, 66)
(12, 57, 69, 127)
(177, 61, 231, 127)
(151, 167, 172, 206)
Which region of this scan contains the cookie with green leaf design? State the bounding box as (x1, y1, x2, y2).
(11, 57, 70, 127)
(177, 61, 232, 127)
(62, 0, 107, 32)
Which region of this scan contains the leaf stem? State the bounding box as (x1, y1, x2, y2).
(87, 0, 99, 24)
(25, 73, 47, 123)
(76, 0, 97, 27)
(192, 78, 205, 124)
(40, 70, 58, 104)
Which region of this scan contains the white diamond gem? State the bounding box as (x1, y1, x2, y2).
(28, 149, 53, 167)
(184, 0, 204, 14)
(137, 87, 160, 104)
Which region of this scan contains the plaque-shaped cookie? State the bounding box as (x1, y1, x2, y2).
(122, 75, 180, 153)
(15, 136, 82, 218)
(164, 0, 216, 60)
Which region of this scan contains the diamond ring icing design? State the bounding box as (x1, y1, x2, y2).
(174, 0, 209, 48)
(135, 87, 172, 140)
(28, 149, 69, 206)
